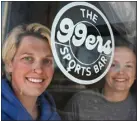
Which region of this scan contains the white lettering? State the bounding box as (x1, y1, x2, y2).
(58, 19, 112, 55)
(98, 61, 104, 70)
(60, 47, 69, 55)
(63, 53, 71, 60)
(86, 9, 93, 20)
(101, 56, 107, 64)
(94, 65, 99, 73)
(80, 8, 98, 23)
(103, 40, 112, 54)
(57, 18, 74, 43)
(81, 66, 86, 76)
(72, 23, 87, 46)
(93, 56, 108, 73)
(93, 14, 98, 23)
(74, 64, 81, 74)
(67, 60, 76, 72)
(80, 8, 85, 18)
(85, 35, 112, 55)
(86, 67, 91, 76)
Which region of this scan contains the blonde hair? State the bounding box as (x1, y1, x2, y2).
(2, 23, 51, 80)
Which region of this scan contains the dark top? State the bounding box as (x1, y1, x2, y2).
(63, 90, 136, 120)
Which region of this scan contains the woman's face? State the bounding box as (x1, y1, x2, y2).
(8, 36, 54, 97)
(105, 47, 136, 92)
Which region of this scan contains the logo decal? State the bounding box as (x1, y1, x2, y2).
(51, 2, 114, 84)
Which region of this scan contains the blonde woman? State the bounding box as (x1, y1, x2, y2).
(2, 23, 61, 120)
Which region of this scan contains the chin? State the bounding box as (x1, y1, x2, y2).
(24, 90, 43, 97)
(115, 87, 128, 92)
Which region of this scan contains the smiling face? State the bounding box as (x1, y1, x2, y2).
(8, 36, 54, 97)
(105, 47, 136, 92)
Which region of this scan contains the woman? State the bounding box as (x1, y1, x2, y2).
(63, 37, 136, 120)
(2, 23, 61, 120)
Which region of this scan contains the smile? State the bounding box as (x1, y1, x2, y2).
(26, 77, 44, 83)
(115, 78, 127, 82)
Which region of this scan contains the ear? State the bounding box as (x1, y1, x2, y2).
(5, 61, 13, 73)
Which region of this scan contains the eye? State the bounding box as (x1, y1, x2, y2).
(125, 64, 133, 68)
(23, 56, 33, 62)
(111, 63, 116, 67)
(43, 58, 53, 66)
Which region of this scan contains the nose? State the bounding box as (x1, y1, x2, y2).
(118, 66, 125, 75)
(32, 61, 43, 74)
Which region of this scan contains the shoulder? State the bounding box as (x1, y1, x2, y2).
(2, 78, 11, 91)
(40, 91, 58, 112)
(65, 89, 103, 107)
(63, 89, 104, 120)
(40, 91, 61, 120)
(70, 89, 102, 100)
(2, 112, 11, 120)
(127, 93, 136, 105)
(128, 93, 136, 120)
(43, 91, 56, 107)
(131, 93, 136, 102)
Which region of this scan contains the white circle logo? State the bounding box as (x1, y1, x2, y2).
(51, 2, 114, 85)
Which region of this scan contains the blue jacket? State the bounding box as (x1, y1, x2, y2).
(2, 79, 61, 120)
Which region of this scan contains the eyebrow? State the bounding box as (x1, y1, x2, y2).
(112, 60, 118, 63)
(113, 60, 135, 64)
(126, 61, 135, 64)
(21, 52, 53, 57)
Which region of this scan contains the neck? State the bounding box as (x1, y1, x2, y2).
(14, 90, 38, 119)
(17, 94, 37, 112)
(104, 84, 129, 102)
